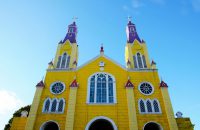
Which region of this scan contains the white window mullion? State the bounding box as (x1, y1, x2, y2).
(94, 75, 97, 103)
(135, 54, 139, 69)
(64, 55, 68, 68)
(106, 75, 109, 103)
(141, 54, 144, 68)
(49, 99, 52, 113)
(56, 99, 59, 112)
(59, 55, 63, 68)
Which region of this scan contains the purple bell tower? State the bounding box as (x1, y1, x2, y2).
(62, 21, 77, 43)
(126, 20, 141, 43)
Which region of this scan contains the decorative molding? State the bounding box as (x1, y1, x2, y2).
(85, 116, 118, 130)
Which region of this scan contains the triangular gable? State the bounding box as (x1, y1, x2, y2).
(125, 80, 134, 88)
(77, 54, 126, 71)
(70, 79, 78, 87)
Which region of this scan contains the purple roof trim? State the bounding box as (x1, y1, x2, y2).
(127, 20, 141, 43)
(62, 22, 77, 43)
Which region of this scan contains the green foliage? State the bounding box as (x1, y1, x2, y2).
(4, 105, 31, 130)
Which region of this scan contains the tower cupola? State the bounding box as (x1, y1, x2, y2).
(126, 20, 141, 43)
(63, 21, 77, 43)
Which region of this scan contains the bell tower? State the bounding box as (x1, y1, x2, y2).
(125, 19, 151, 69)
(50, 21, 78, 70)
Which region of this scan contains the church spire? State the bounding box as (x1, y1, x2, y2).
(62, 21, 78, 43)
(126, 18, 141, 43)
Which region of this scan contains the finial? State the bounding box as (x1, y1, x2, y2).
(100, 44, 104, 55)
(72, 17, 78, 22)
(128, 16, 132, 22)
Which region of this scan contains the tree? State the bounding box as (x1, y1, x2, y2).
(4, 105, 31, 130)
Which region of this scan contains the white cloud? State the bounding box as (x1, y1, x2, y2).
(0, 90, 25, 129)
(192, 0, 200, 12)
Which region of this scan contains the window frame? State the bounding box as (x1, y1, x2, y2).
(138, 82, 154, 95)
(138, 98, 162, 114)
(87, 72, 117, 104)
(50, 81, 66, 95)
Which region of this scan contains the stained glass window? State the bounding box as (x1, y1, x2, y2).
(88, 73, 115, 104)
(51, 99, 57, 112)
(146, 100, 153, 112)
(137, 53, 143, 68)
(139, 100, 145, 113)
(58, 99, 64, 112)
(153, 100, 160, 113)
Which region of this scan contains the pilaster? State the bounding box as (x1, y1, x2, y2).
(25, 81, 44, 130)
(161, 87, 179, 130)
(125, 81, 138, 130)
(65, 84, 78, 130)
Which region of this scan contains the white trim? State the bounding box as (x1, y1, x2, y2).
(87, 72, 117, 104)
(143, 121, 163, 130)
(40, 120, 60, 130)
(138, 81, 154, 95)
(138, 98, 162, 114)
(85, 116, 118, 130)
(50, 81, 66, 95)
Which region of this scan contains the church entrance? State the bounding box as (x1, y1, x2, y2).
(40, 121, 59, 130)
(89, 119, 114, 130)
(144, 122, 162, 130)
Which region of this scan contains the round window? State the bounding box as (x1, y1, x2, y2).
(50, 82, 65, 94)
(139, 82, 154, 95)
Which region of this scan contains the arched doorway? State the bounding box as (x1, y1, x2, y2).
(144, 122, 162, 130)
(40, 121, 59, 130)
(89, 119, 114, 130)
(85, 116, 118, 130)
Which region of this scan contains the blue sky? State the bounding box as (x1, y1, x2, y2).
(0, 0, 200, 129)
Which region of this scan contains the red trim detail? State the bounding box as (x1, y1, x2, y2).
(36, 80, 45, 87)
(70, 79, 78, 87)
(73, 60, 77, 65)
(151, 60, 156, 65)
(160, 80, 168, 88)
(127, 60, 131, 65)
(48, 61, 53, 66)
(125, 80, 134, 88)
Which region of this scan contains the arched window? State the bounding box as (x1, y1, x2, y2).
(66, 56, 70, 68)
(108, 76, 114, 103)
(139, 99, 146, 113)
(88, 73, 116, 104)
(51, 99, 57, 112)
(137, 53, 143, 68)
(43, 98, 51, 112)
(61, 53, 67, 68)
(146, 100, 152, 112)
(58, 99, 65, 113)
(56, 56, 62, 68)
(133, 56, 138, 68)
(142, 55, 147, 68)
(153, 100, 160, 113)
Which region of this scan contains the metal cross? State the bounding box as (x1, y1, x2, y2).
(127, 16, 132, 22)
(72, 17, 78, 22)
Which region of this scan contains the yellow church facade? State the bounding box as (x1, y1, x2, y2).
(10, 20, 194, 130)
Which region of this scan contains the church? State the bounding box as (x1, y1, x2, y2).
(10, 20, 193, 130)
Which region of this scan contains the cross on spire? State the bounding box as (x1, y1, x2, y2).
(72, 17, 78, 22)
(128, 16, 132, 22)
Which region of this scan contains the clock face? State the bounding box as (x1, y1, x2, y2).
(50, 82, 65, 94)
